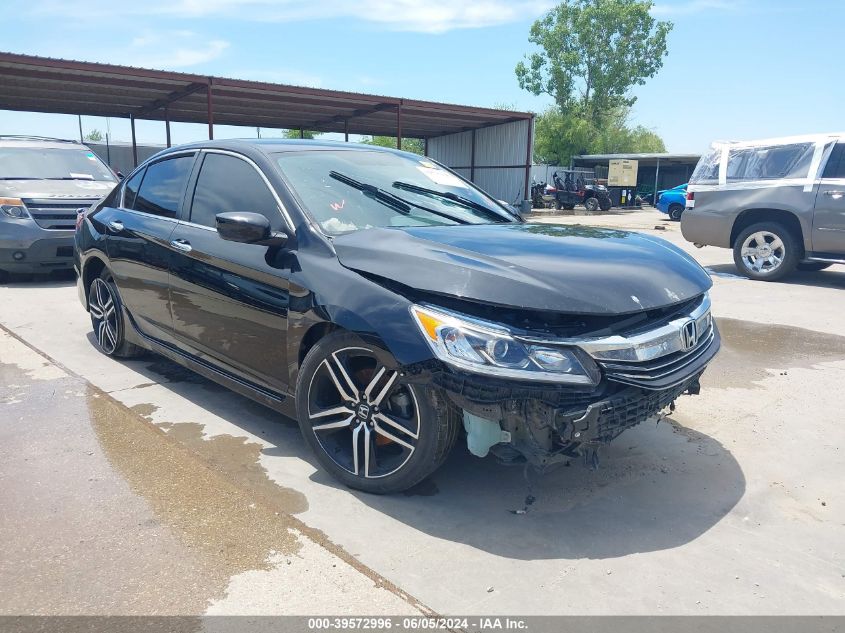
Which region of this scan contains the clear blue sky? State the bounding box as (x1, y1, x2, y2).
(3, 0, 842, 153)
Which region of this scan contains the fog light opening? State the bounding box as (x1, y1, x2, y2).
(12, 251, 25, 261)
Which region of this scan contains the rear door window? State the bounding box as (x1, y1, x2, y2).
(726, 143, 815, 181)
(822, 143, 845, 179)
(133, 155, 194, 218)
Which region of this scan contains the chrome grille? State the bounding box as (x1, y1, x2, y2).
(597, 325, 717, 388)
(22, 198, 99, 230)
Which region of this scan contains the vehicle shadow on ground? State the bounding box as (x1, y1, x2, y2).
(706, 263, 845, 288)
(339, 418, 745, 560)
(89, 335, 745, 561)
(0, 270, 77, 288)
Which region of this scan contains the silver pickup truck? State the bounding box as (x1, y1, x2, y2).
(681, 133, 845, 280)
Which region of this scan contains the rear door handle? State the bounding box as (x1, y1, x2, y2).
(107, 220, 124, 233)
(170, 239, 192, 253)
(824, 190, 845, 199)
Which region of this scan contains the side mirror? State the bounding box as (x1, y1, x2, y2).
(216, 212, 288, 247)
(115, 170, 125, 181)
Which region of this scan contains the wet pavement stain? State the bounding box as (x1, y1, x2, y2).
(706, 318, 845, 390)
(156, 421, 308, 516)
(87, 389, 304, 581)
(130, 402, 159, 420)
(1, 359, 302, 615)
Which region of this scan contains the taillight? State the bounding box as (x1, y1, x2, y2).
(686, 191, 694, 202)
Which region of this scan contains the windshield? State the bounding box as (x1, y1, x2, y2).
(0, 146, 116, 182)
(275, 149, 515, 235)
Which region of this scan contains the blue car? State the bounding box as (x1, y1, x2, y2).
(656, 183, 688, 221)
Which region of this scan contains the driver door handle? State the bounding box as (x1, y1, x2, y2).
(170, 239, 192, 253)
(107, 220, 124, 233)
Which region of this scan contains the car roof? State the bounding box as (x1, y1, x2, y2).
(0, 135, 91, 150)
(153, 138, 415, 160)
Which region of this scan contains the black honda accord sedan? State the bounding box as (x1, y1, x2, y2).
(75, 139, 719, 493)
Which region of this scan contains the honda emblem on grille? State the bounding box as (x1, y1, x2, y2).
(680, 319, 698, 351)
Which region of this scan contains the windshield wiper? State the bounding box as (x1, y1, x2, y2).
(329, 171, 469, 224)
(392, 181, 513, 222)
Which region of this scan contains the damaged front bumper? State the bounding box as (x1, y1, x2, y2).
(427, 322, 720, 467)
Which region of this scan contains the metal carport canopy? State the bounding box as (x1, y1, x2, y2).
(0, 52, 532, 141)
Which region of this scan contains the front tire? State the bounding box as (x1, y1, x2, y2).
(89, 270, 143, 358)
(295, 331, 459, 494)
(584, 197, 600, 212)
(733, 222, 801, 281)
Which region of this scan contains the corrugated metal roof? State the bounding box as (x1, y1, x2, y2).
(573, 153, 702, 161)
(0, 52, 532, 139)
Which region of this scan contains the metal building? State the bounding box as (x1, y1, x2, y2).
(0, 52, 534, 204)
(572, 152, 702, 201)
(427, 119, 533, 206)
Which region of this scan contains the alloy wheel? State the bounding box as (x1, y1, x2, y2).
(739, 231, 785, 275)
(306, 347, 420, 479)
(89, 278, 119, 354)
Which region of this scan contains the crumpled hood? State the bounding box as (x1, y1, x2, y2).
(0, 179, 115, 200)
(333, 223, 712, 315)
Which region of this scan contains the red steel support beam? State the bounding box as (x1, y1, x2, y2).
(130, 114, 138, 168)
(470, 129, 476, 182)
(206, 79, 214, 140)
(136, 82, 207, 117)
(165, 105, 171, 148)
(523, 115, 534, 202)
(396, 102, 403, 149)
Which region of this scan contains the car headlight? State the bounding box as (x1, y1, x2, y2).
(410, 304, 600, 385)
(0, 197, 30, 219)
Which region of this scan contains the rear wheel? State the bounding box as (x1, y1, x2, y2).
(89, 270, 143, 358)
(295, 331, 459, 494)
(797, 262, 832, 272)
(733, 222, 800, 281)
(584, 197, 600, 212)
(554, 199, 562, 210)
(669, 204, 684, 221)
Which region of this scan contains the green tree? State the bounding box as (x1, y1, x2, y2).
(84, 129, 104, 142)
(515, 0, 672, 123)
(532, 106, 665, 165)
(360, 136, 425, 155)
(283, 129, 322, 139)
